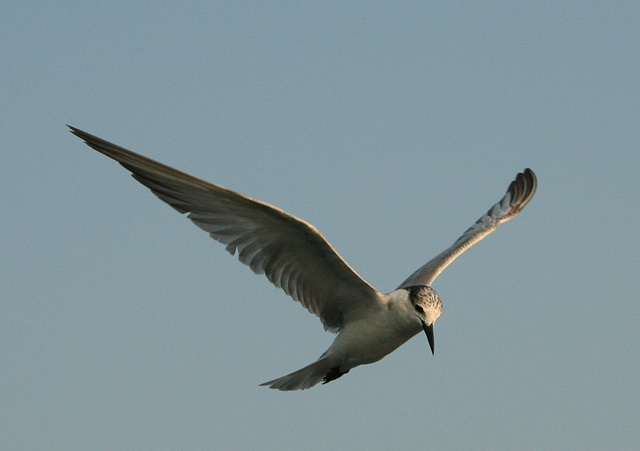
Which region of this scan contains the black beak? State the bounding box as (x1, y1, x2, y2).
(422, 321, 435, 355)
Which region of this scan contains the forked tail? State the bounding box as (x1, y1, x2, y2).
(261, 356, 347, 391)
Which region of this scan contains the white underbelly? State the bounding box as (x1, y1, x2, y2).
(328, 317, 418, 368)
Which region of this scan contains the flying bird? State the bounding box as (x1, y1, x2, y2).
(69, 126, 537, 391)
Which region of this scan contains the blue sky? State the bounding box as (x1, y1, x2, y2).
(2, 2, 639, 449)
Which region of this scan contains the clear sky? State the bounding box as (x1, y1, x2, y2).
(2, 2, 639, 449)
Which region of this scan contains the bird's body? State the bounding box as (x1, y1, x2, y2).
(261, 286, 441, 390)
(69, 125, 537, 391)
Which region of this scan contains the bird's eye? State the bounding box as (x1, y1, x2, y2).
(414, 305, 424, 314)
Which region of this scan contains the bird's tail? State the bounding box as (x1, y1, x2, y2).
(260, 356, 334, 391)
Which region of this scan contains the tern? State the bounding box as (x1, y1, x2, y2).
(69, 126, 537, 391)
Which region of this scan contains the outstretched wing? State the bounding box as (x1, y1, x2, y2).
(69, 126, 384, 332)
(398, 169, 537, 289)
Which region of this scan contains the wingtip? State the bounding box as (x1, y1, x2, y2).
(510, 168, 537, 211)
(67, 124, 90, 140)
(523, 168, 537, 189)
(67, 125, 93, 145)
(522, 168, 537, 204)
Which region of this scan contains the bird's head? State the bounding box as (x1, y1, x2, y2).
(407, 285, 442, 355)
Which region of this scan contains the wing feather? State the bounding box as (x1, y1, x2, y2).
(398, 169, 537, 288)
(69, 126, 383, 332)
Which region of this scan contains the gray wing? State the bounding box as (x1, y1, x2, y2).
(69, 126, 384, 332)
(398, 169, 537, 289)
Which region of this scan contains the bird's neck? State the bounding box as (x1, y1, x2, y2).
(384, 289, 422, 335)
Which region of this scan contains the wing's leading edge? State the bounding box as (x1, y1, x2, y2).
(69, 126, 384, 332)
(398, 169, 537, 289)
